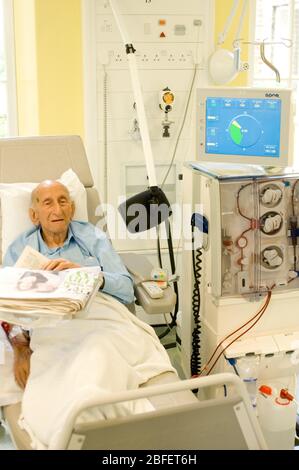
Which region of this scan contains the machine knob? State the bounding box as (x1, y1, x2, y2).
(263, 248, 283, 267)
(262, 188, 282, 205)
(263, 214, 282, 233)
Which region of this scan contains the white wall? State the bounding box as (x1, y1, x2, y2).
(83, 0, 214, 249)
(82, 0, 214, 323)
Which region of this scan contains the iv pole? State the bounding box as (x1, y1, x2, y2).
(109, 0, 170, 233)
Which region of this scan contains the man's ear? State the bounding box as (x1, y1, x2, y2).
(29, 207, 40, 226)
(70, 201, 75, 219)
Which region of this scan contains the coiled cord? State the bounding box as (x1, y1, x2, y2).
(190, 226, 202, 376)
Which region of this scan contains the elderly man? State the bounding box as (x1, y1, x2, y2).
(3, 179, 135, 389)
(1, 179, 175, 449)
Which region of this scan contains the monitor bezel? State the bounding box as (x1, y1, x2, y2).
(197, 87, 293, 167)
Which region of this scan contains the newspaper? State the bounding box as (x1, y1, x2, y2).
(15, 245, 49, 270)
(0, 247, 103, 317)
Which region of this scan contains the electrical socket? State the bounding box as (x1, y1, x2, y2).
(107, 50, 126, 65)
(178, 53, 187, 62)
(138, 50, 193, 66)
(103, 48, 195, 68)
(160, 49, 194, 66)
(115, 53, 123, 63)
(140, 53, 149, 63)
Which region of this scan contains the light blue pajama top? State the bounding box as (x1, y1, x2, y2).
(3, 221, 134, 305)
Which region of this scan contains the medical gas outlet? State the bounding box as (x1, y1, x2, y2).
(159, 87, 175, 138)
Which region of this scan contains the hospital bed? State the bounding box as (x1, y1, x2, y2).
(0, 136, 266, 450)
(2, 373, 266, 450)
(0, 135, 176, 315)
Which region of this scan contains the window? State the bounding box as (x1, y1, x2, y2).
(0, 0, 17, 137)
(252, 0, 299, 162)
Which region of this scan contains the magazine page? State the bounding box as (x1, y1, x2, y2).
(0, 267, 103, 307)
(15, 246, 49, 270)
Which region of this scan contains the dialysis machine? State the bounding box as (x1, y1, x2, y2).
(181, 87, 299, 448)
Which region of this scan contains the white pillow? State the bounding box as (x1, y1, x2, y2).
(0, 328, 23, 406)
(0, 169, 88, 259)
(58, 169, 88, 222)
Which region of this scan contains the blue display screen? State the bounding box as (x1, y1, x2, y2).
(205, 97, 281, 157)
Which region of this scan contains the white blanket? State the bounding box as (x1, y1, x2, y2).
(19, 294, 176, 449)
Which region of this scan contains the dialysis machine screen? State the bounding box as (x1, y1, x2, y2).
(197, 88, 292, 166)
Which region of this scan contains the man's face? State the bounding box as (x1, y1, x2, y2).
(29, 182, 75, 236)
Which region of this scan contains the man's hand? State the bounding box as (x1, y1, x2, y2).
(43, 258, 80, 271)
(13, 342, 32, 389)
